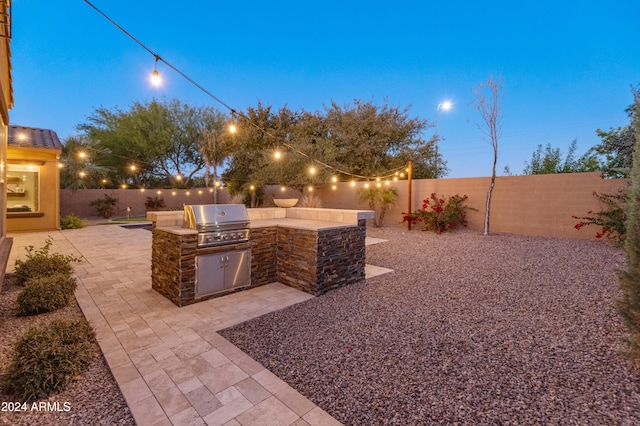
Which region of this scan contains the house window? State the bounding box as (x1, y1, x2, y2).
(7, 164, 39, 213)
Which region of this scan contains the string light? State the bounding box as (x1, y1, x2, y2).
(84, 0, 411, 186)
(274, 150, 282, 160)
(309, 165, 316, 175)
(151, 55, 161, 86)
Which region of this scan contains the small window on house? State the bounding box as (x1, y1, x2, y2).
(7, 164, 40, 213)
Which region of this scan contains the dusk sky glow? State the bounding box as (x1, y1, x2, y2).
(9, 1, 640, 178)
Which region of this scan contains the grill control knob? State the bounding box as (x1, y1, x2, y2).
(222, 234, 229, 240)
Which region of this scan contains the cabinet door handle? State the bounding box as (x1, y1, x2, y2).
(220, 256, 225, 268)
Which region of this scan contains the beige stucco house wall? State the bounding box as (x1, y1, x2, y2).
(0, 2, 13, 286)
(6, 125, 61, 232)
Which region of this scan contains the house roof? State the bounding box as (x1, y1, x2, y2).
(8, 125, 62, 150)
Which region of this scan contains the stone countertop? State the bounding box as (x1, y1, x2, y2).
(150, 208, 375, 234)
(155, 217, 359, 234)
(249, 218, 356, 231)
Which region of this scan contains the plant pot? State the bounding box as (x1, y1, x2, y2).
(273, 198, 298, 208)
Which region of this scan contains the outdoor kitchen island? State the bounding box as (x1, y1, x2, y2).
(149, 207, 374, 307)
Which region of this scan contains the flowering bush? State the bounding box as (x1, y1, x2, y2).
(403, 193, 473, 233)
(572, 189, 627, 247)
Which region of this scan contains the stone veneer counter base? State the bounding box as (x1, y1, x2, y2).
(148, 208, 374, 306)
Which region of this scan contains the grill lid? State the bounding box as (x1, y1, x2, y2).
(183, 204, 250, 231)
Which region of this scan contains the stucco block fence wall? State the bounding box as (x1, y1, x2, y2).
(60, 188, 233, 220)
(314, 172, 628, 240)
(61, 173, 626, 240)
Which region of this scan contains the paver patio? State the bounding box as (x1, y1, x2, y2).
(7, 225, 389, 425)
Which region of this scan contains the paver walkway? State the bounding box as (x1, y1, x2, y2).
(8, 226, 390, 425)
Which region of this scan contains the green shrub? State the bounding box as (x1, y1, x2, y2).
(300, 193, 323, 208)
(572, 189, 627, 247)
(14, 237, 82, 286)
(358, 186, 398, 227)
(2, 319, 97, 401)
(60, 213, 85, 229)
(90, 194, 117, 218)
(403, 193, 474, 233)
(16, 274, 77, 316)
(145, 196, 166, 211)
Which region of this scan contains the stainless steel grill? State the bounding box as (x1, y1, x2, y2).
(183, 204, 251, 298)
(183, 204, 250, 248)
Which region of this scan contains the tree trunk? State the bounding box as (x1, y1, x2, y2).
(212, 162, 218, 204)
(483, 177, 495, 236)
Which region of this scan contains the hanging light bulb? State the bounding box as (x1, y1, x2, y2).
(274, 150, 282, 160)
(332, 176, 338, 183)
(228, 123, 237, 133)
(309, 165, 316, 175)
(350, 180, 356, 187)
(332, 185, 337, 190)
(308, 186, 314, 192)
(280, 185, 286, 192)
(151, 55, 161, 86)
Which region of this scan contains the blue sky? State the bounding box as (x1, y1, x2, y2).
(9, 1, 640, 178)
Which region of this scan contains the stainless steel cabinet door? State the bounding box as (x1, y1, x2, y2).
(195, 253, 226, 297)
(195, 249, 251, 297)
(223, 249, 251, 289)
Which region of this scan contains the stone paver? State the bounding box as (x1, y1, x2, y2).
(7, 227, 344, 426)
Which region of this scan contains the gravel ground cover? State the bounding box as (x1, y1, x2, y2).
(0, 274, 135, 426)
(220, 227, 640, 425)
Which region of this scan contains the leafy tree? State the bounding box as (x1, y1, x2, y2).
(224, 99, 432, 202)
(595, 86, 639, 178)
(471, 76, 504, 236)
(60, 135, 111, 190)
(616, 92, 640, 367)
(323, 99, 430, 178)
(223, 102, 302, 196)
(76, 98, 226, 187)
(523, 139, 602, 174)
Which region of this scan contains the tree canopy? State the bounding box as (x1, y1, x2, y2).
(594, 86, 639, 178)
(66, 97, 437, 192)
(523, 139, 602, 175)
(223, 98, 435, 197)
(70, 98, 229, 188)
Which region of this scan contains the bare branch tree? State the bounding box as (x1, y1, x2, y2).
(471, 76, 504, 235)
